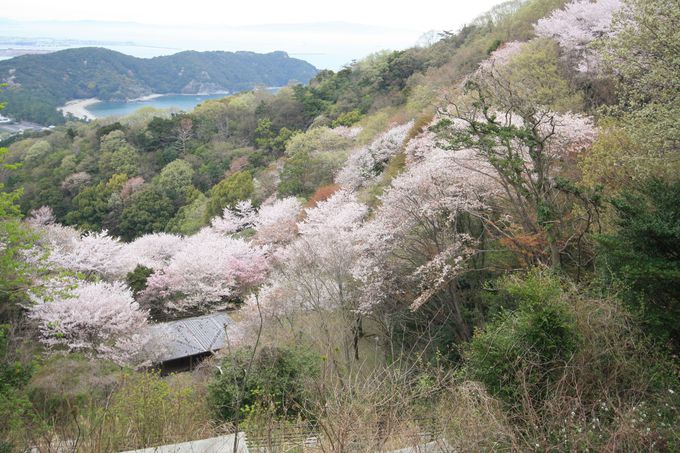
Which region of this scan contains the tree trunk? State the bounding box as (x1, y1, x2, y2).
(352, 314, 362, 360)
(546, 229, 561, 270)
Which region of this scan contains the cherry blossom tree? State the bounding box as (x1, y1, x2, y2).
(210, 200, 257, 235)
(141, 230, 269, 313)
(209, 197, 301, 245)
(28, 279, 149, 366)
(352, 143, 495, 342)
(435, 62, 599, 268)
(60, 172, 92, 193)
(331, 125, 363, 139)
(27, 205, 56, 228)
(28, 209, 182, 279)
(535, 0, 622, 72)
(120, 176, 145, 201)
(257, 191, 368, 318)
(46, 230, 126, 279)
(119, 232, 185, 271)
(252, 197, 302, 245)
(336, 121, 413, 190)
(246, 190, 369, 359)
(478, 41, 525, 72)
(299, 189, 368, 236)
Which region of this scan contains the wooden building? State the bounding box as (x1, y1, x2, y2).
(146, 312, 234, 373)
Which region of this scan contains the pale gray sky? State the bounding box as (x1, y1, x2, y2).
(5, 0, 504, 30)
(1, 0, 507, 69)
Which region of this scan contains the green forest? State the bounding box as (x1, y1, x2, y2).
(1, 0, 679, 451)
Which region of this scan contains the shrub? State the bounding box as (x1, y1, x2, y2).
(208, 345, 321, 421)
(206, 170, 254, 219)
(598, 178, 680, 351)
(0, 325, 37, 448)
(331, 110, 363, 127)
(278, 151, 336, 198)
(95, 372, 211, 450)
(466, 269, 680, 451)
(466, 270, 579, 405)
(28, 371, 217, 452)
(126, 265, 154, 296)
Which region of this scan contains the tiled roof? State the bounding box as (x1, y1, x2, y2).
(146, 312, 234, 362)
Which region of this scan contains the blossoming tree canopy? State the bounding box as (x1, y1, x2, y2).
(142, 230, 269, 312)
(46, 230, 125, 279)
(534, 0, 622, 72)
(120, 232, 185, 271)
(336, 121, 413, 190)
(28, 280, 149, 365)
(210, 197, 302, 245)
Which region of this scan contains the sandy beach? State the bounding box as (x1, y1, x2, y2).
(128, 93, 163, 102)
(58, 98, 100, 120)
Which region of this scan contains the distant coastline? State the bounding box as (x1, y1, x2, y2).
(56, 91, 263, 121)
(58, 93, 229, 120)
(57, 94, 169, 120)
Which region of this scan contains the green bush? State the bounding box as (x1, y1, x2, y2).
(0, 325, 36, 446)
(465, 270, 579, 405)
(94, 371, 210, 450)
(126, 265, 154, 296)
(331, 110, 363, 127)
(117, 186, 175, 240)
(208, 345, 321, 421)
(278, 150, 335, 198)
(206, 170, 254, 219)
(598, 178, 680, 351)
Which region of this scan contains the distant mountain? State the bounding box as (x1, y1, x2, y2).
(0, 47, 318, 124)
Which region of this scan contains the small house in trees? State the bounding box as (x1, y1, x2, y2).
(146, 312, 234, 373)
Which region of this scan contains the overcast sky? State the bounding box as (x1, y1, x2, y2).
(1, 0, 507, 69)
(4, 0, 504, 30)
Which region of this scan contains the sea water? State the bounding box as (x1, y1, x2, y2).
(86, 93, 229, 117)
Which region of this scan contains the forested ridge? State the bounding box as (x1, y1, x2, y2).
(0, 47, 318, 125)
(1, 0, 679, 451)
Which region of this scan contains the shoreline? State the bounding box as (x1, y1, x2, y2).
(128, 93, 163, 102)
(57, 98, 100, 120)
(130, 92, 232, 101)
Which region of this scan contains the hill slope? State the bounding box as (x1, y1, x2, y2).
(0, 47, 318, 124)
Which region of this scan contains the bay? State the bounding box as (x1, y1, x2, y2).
(86, 93, 229, 118)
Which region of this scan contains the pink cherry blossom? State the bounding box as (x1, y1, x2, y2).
(535, 0, 622, 72)
(210, 200, 257, 235)
(119, 232, 185, 271)
(29, 279, 149, 366)
(141, 230, 269, 312)
(252, 197, 302, 245)
(298, 190, 368, 236)
(336, 121, 413, 189)
(478, 41, 525, 72)
(47, 230, 126, 279)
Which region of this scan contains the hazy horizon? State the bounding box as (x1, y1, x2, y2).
(0, 18, 424, 69)
(0, 0, 506, 69)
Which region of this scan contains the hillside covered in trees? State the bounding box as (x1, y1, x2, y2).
(1, 0, 679, 451)
(0, 48, 318, 125)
